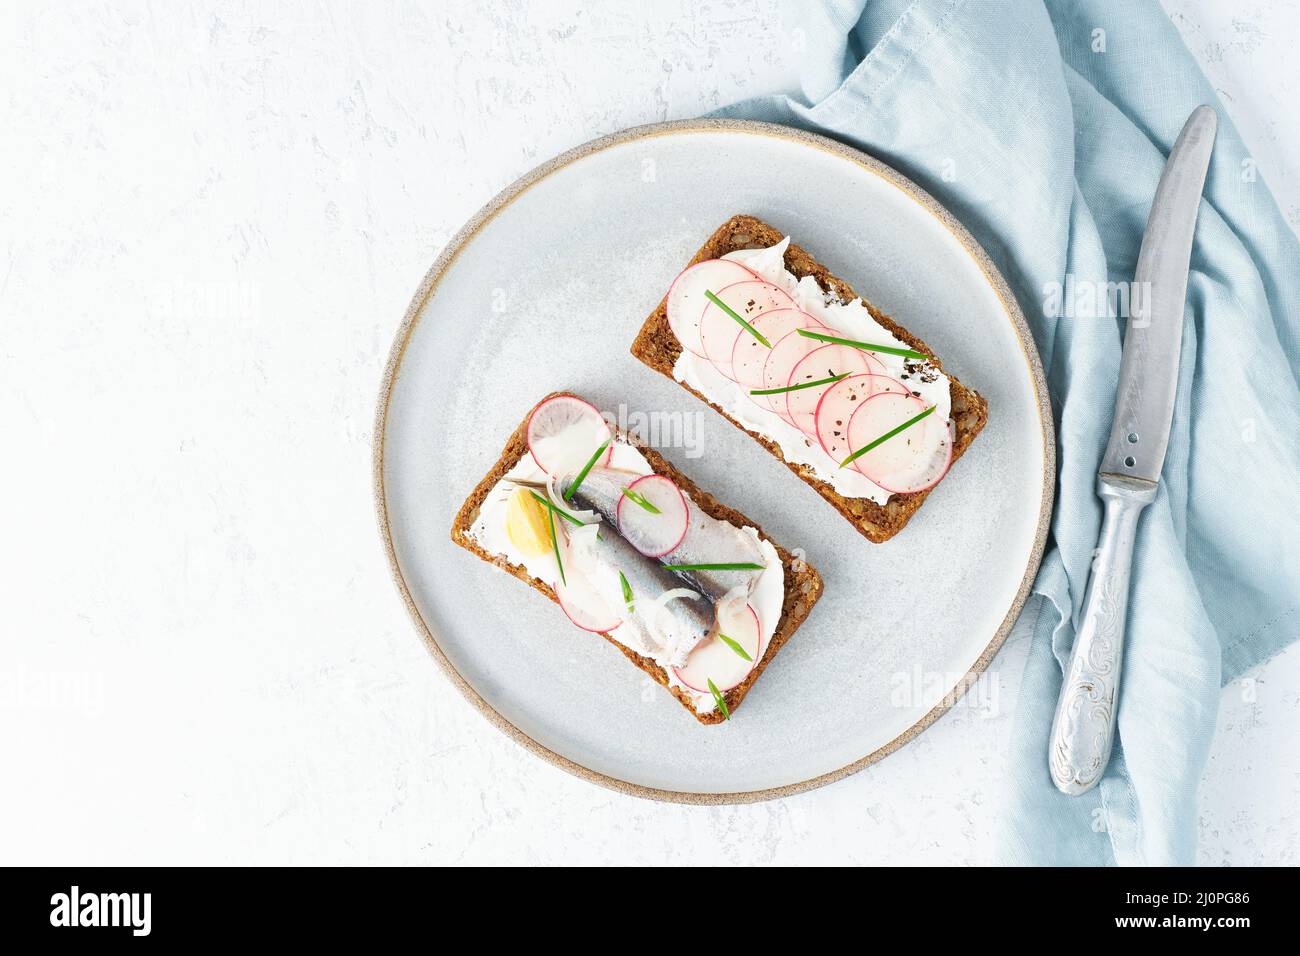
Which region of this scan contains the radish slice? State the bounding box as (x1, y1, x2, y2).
(872, 375, 917, 398)
(844, 391, 951, 491)
(699, 280, 794, 378)
(553, 535, 624, 632)
(527, 395, 612, 478)
(555, 568, 623, 633)
(783, 344, 885, 434)
(871, 420, 955, 494)
(666, 259, 756, 358)
(728, 308, 817, 389)
(672, 603, 762, 694)
(616, 474, 689, 558)
(813, 373, 892, 464)
(755, 324, 835, 421)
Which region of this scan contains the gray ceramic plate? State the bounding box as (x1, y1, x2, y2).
(375, 119, 1053, 803)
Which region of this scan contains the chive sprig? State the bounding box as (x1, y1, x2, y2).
(547, 507, 565, 585)
(705, 289, 771, 348)
(620, 486, 661, 514)
(840, 405, 936, 468)
(796, 328, 929, 361)
(707, 678, 730, 720)
(716, 632, 753, 662)
(750, 372, 848, 396)
(528, 490, 586, 527)
(563, 439, 610, 501)
(618, 570, 634, 613)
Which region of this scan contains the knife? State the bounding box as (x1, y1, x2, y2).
(1048, 105, 1217, 796)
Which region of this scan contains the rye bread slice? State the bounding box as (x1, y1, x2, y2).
(450, 392, 824, 725)
(631, 214, 989, 543)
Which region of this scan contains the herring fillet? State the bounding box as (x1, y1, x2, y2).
(561, 467, 766, 601)
(510, 471, 718, 662)
(575, 516, 715, 664)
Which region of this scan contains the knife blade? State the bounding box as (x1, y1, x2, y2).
(1100, 104, 1218, 484)
(1048, 105, 1217, 796)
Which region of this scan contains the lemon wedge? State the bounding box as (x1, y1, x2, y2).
(505, 487, 554, 558)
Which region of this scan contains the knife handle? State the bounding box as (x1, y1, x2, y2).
(1048, 476, 1156, 795)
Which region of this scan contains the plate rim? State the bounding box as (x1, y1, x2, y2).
(373, 118, 1055, 805)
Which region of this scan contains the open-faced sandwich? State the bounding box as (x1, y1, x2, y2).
(452, 393, 823, 723)
(632, 214, 989, 543)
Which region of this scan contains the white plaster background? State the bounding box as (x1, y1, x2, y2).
(1, 1, 1295, 865)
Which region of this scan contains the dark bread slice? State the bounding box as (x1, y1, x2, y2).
(631, 214, 989, 543)
(451, 392, 824, 725)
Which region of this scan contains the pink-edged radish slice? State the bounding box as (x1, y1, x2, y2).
(666, 259, 757, 358)
(871, 419, 955, 494)
(615, 473, 689, 558)
(872, 375, 917, 398)
(728, 307, 817, 389)
(844, 391, 950, 490)
(526, 395, 613, 478)
(783, 344, 886, 434)
(555, 570, 623, 633)
(698, 280, 794, 378)
(672, 603, 762, 694)
(813, 373, 899, 463)
(755, 324, 835, 421)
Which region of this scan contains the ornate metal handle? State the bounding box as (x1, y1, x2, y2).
(1048, 475, 1156, 795)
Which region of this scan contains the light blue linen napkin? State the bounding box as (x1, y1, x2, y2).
(716, 0, 1300, 865)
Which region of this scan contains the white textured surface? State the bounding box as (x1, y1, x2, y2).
(1, 0, 1295, 865)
